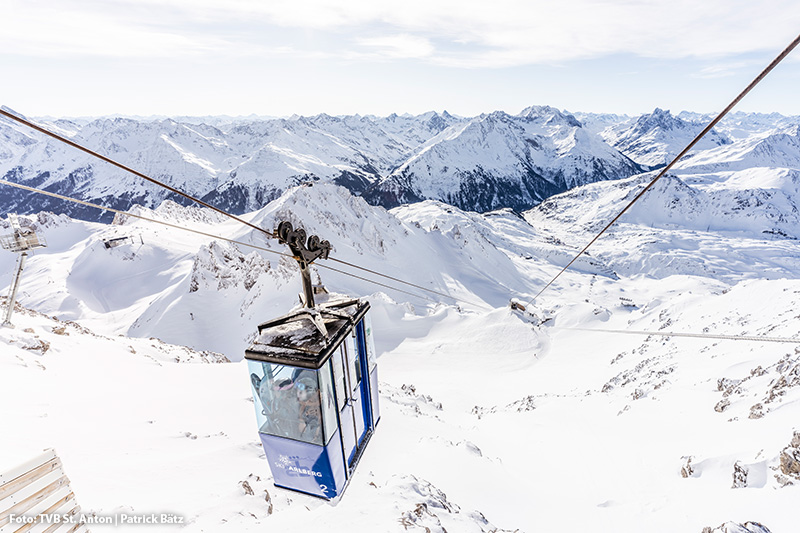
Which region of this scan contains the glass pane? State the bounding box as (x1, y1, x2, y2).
(246, 360, 323, 445)
(318, 360, 338, 444)
(352, 335, 362, 384)
(363, 314, 377, 371)
(247, 360, 273, 432)
(332, 346, 347, 411)
(346, 336, 360, 390)
(295, 370, 323, 445)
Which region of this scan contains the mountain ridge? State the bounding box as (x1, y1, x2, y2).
(3, 107, 800, 223)
(2, 106, 638, 219)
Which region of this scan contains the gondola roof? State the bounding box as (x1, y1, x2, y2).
(244, 298, 370, 369)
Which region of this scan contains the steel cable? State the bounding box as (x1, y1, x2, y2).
(0, 110, 493, 308)
(550, 326, 800, 344)
(0, 178, 486, 308)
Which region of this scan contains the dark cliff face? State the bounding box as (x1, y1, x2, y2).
(362, 172, 423, 209)
(199, 184, 283, 216)
(1, 166, 146, 222)
(363, 157, 641, 214)
(332, 170, 374, 195)
(438, 170, 563, 213)
(365, 172, 574, 213)
(1, 153, 636, 220)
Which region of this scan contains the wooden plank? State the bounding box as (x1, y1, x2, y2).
(0, 477, 69, 528)
(64, 520, 84, 533)
(17, 485, 73, 530)
(0, 452, 57, 488)
(0, 452, 87, 533)
(34, 505, 80, 533)
(0, 459, 63, 501)
(11, 488, 73, 533)
(1, 470, 64, 511)
(11, 492, 75, 533)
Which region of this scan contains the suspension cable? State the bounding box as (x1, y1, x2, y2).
(316, 263, 441, 305)
(328, 256, 484, 306)
(524, 31, 800, 307)
(0, 178, 489, 309)
(4, 33, 799, 316)
(0, 178, 287, 255)
(0, 109, 494, 309)
(551, 326, 800, 344)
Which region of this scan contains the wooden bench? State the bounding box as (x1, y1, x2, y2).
(0, 449, 88, 533)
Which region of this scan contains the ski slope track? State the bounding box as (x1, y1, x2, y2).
(2, 109, 800, 532)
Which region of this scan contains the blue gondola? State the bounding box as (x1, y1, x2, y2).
(244, 221, 380, 500)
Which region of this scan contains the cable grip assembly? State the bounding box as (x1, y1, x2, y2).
(276, 221, 331, 308)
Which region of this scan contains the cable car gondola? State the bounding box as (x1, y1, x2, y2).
(244, 221, 380, 500)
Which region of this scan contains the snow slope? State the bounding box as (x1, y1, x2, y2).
(2, 174, 800, 532)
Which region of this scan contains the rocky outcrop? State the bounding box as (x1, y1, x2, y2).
(778, 431, 800, 482)
(702, 522, 772, 533)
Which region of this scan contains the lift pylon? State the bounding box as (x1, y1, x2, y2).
(1, 214, 46, 327)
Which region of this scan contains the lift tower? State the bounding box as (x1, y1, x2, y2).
(1, 214, 46, 327)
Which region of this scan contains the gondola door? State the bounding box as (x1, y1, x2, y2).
(344, 335, 368, 448)
(332, 342, 356, 467)
(332, 336, 369, 468)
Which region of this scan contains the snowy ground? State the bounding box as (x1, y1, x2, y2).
(2, 182, 799, 532)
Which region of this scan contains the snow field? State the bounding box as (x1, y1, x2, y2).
(2, 170, 800, 531)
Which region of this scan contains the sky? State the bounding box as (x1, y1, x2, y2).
(3, 0, 800, 119)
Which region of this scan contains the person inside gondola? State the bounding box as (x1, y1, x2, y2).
(296, 376, 322, 444)
(270, 378, 301, 439)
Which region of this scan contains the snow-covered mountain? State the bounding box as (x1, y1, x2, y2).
(601, 108, 732, 168)
(680, 111, 800, 141)
(7, 106, 800, 221)
(2, 176, 799, 532)
(5, 106, 800, 224)
(525, 171, 800, 280)
(3, 183, 616, 358)
(0, 108, 466, 221)
(672, 125, 800, 175)
(0, 112, 383, 219)
(0, 106, 644, 219)
(3, 102, 800, 532)
(570, 111, 632, 135)
(365, 106, 643, 212)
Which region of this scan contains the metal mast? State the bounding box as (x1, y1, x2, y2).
(1, 214, 46, 327)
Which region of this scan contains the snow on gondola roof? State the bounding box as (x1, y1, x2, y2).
(244, 296, 369, 369)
